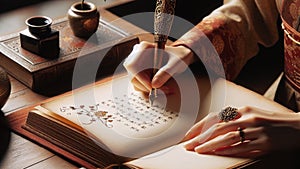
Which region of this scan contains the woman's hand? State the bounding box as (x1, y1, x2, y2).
(123, 41, 196, 94)
(183, 106, 300, 158)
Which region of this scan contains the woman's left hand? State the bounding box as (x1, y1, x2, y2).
(183, 106, 300, 158)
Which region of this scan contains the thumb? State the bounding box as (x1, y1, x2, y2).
(151, 58, 187, 88)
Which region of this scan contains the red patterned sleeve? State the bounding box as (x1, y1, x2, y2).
(172, 0, 279, 80)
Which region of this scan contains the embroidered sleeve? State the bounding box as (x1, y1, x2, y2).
(172, 0, 279, 80)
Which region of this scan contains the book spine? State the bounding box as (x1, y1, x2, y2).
(0, 44, 34, 88)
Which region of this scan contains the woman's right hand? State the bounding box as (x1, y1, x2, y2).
(123, 41, 196, 94)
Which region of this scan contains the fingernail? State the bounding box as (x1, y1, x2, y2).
(183, 140, 199, 151)
(194, 146, 207, 153)
(183, 142, 193, 150)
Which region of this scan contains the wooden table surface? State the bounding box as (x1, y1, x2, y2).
(0, 0, 153, 168)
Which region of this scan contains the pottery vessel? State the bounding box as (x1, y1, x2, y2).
(26, 16, 52, 36)
(20, 16, 60, 59)
(68, 1, 100, 38)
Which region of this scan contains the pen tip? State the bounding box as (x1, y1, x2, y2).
(149, 100, 153, 107)
(149, 89, 155, 107)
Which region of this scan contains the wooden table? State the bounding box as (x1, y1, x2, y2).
(0, 0, 152, 168)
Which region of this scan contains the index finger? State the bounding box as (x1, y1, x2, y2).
(182, 112, 219, 141)
(134, 70, 153, 92)
(183, 106, 242, 142)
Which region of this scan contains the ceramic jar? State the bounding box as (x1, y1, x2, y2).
(0, 66, 11, 109)
(67, 1, 100, 38)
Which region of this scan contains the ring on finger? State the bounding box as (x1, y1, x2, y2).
(238, 127, 245, 143)
(218, 106, 238, 122)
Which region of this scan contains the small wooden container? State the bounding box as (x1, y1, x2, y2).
(67, 1, 100, 38)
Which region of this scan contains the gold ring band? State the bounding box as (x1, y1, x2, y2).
(238, 127, 245, 143)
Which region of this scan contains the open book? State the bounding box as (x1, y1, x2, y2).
(23, 73, 293, 169)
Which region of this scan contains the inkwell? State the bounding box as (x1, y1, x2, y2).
(20, 16, 60, 59)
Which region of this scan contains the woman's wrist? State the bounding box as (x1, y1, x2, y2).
(272, 111, 300, 130)
(171, 44, 198, 65)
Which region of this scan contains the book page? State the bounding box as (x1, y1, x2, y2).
(198, 77, 293, 116)
(126, 142, 251, 169)
(125, 78, 293, 169)
(37, 72, 292, 162)
(40, 73, 203, 158)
